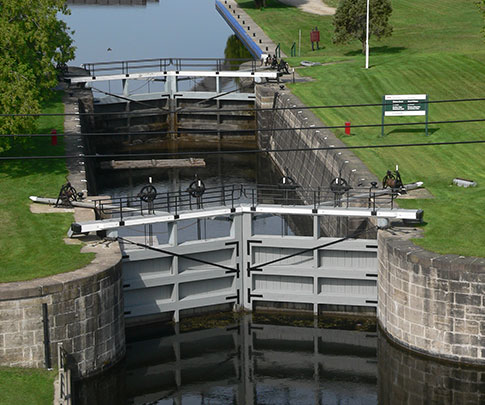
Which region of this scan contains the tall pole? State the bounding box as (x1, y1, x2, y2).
(365, 0, 370, 69)
(298, 29, 301, 57)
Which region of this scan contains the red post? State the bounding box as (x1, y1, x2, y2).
(345, 122, 351, 135)
(51, 129, 57, 146)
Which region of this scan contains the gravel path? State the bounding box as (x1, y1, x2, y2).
(277, 0, 336, 15)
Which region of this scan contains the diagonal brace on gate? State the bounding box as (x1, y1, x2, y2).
(248, 225, 378, 272)
(119, 237, 240, 274)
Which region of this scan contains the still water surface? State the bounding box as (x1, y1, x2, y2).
(64, 0, 239, 95)
(65, 0, 233, 66)
(75, 313, 485, 405)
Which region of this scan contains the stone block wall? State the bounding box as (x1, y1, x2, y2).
(255, 84, 378, 237)
(378, 227, 485, 365)
(64, 87, 90, 196)
(0, 242, 125, 378)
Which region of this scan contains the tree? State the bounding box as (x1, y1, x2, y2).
(479, 0, 485, 36)
(0, 0, 75, 151)
(254, 0, 267, 9)
(333, 0, 393, 53)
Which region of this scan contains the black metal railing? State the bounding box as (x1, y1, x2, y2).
(82, 57, 261, 78)
(93, 183, 400, 222)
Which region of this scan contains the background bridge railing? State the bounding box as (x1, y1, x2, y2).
(81, 57, 261, 77)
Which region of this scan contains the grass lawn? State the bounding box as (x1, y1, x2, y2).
(0, 92, 94, 283)
(0, 367, 56, 405)
(236, 0, 485, 257)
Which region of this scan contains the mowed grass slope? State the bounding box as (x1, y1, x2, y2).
(237, 0, 485, 256)
(0, 368, 56, 405)
(0, 92, 94, 283)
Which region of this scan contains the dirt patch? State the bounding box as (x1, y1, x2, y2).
(397, 188, 434, 199)
(30, 203, 74, 214)
(277, 0, 336, 16)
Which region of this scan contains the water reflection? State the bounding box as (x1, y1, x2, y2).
(378, 334, 485, 405)
(75, 313, 485, 405)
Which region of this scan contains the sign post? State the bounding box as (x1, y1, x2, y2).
(365, 0, 369, 69)
(381, 94, 429, 137)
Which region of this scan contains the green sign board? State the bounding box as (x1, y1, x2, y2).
(381, 94, 429, 136)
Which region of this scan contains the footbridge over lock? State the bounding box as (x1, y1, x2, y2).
(69, 182, 424, 324)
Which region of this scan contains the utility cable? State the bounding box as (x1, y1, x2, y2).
(2, 97, 485, 117)
(1, 139, 485, 161)
(1, 117, 485, 138)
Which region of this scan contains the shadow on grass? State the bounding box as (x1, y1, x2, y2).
(0, 137, 67, 180)
(385, 127, 439, 137)
(0, 160, 67, 185)
(345, 46, 407, 56)
(411, 221, 428, 228)
(238, 0, 296, 10)
(0, 91, 65, 180)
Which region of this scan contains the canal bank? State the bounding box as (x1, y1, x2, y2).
(0, 203, 125, 378)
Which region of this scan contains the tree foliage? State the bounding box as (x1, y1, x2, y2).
(254, 0, 267, 9)
(478, 0, 485, 36)
(333, 0, 393, 53)
(0, 0, 75, 151)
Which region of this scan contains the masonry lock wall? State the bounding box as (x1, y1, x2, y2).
(255, 84, 379, 238)
(378, 228, 485, 365)
(0, 243, 125, 378)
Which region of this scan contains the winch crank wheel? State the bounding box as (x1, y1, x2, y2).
(330, 177, 350, 195)
(187, 179, 206, 198)
(138, 185, 158, 203)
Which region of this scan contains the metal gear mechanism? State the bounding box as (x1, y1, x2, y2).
(138, 185, 158, 203)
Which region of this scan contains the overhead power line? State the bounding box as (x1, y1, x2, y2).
(1, 97, 485, 118)
(1, 117, 485, 138)
(1, 139, 485, 161)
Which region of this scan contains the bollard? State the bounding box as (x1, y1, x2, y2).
(51, 129, 58, 145)
(345, 122, 351, 135)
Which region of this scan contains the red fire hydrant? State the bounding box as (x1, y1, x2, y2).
(310, 27, 320, 51)
(51, 129, 57, 146)
(345, 122, 351, 135)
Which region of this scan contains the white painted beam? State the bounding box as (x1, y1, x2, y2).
(70, 69, 280, 84)
(71, 204, 423, 234)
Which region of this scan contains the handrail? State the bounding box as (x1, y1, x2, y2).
(82, 57, 259, 77)
(275, 44, 281, 59)
(92, 183, 403, 217)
